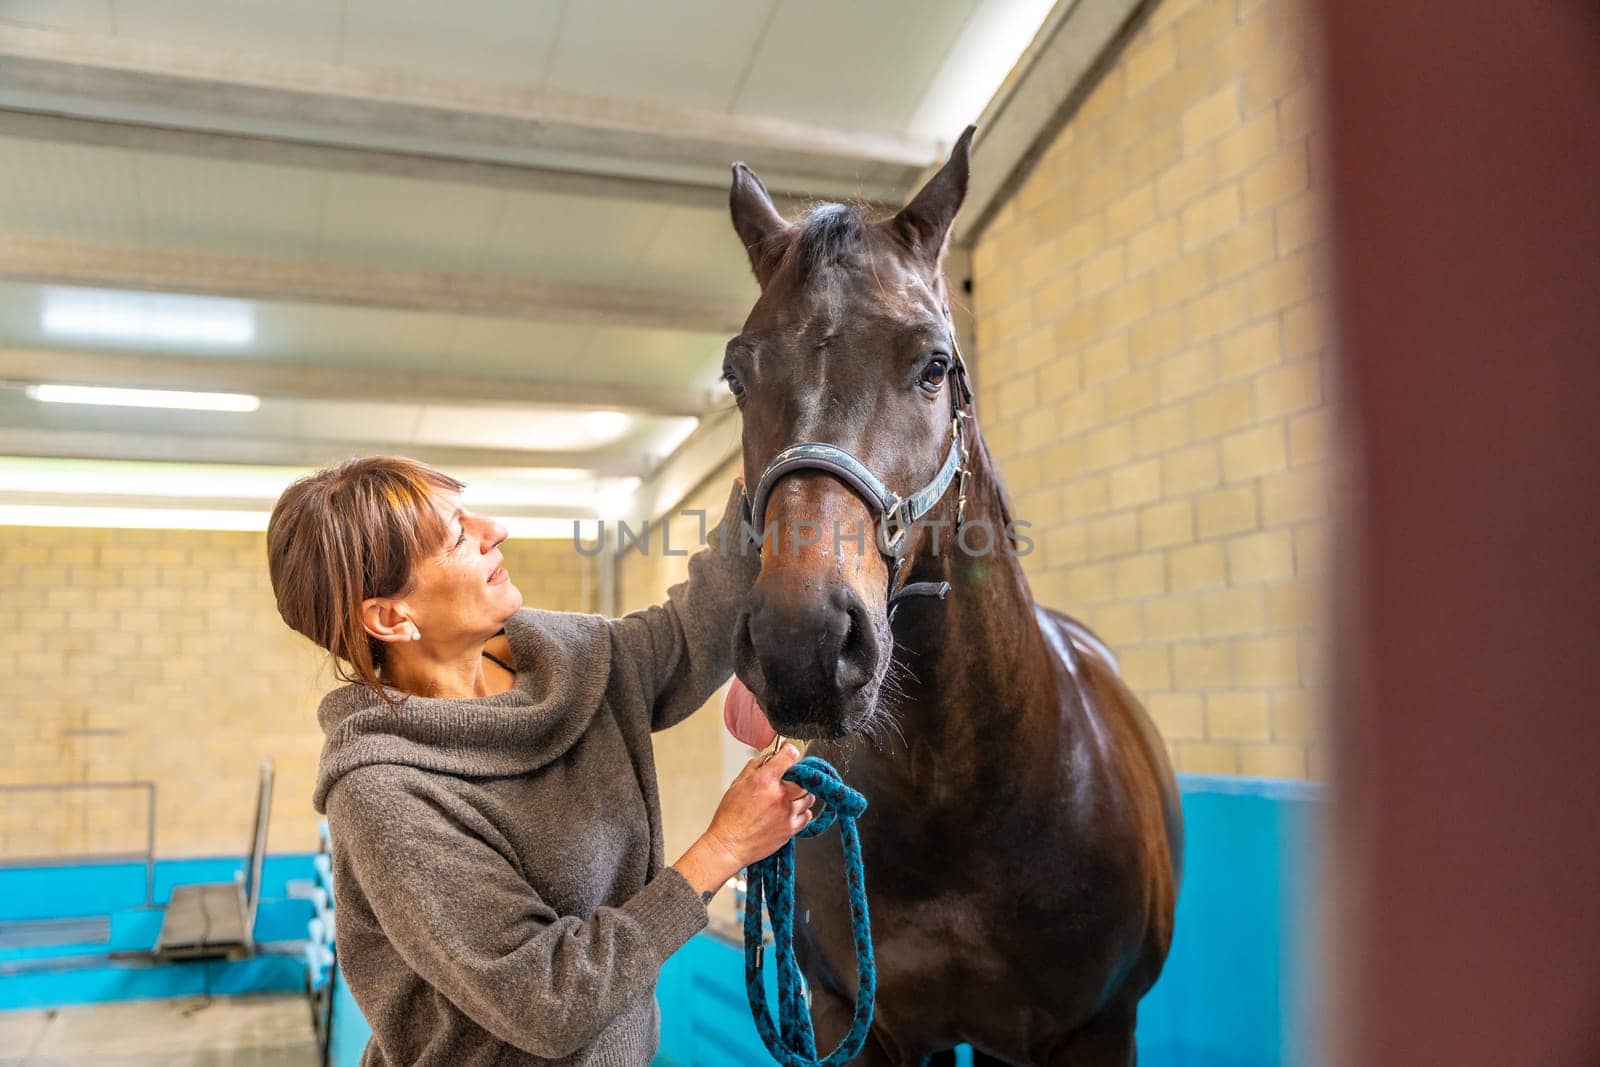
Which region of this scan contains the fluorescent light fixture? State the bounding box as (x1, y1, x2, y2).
(586, 410, 631, 439)
(906, 0, 1058, 141)
(41, 287, 256, 346)
(25, 384, 261, 412)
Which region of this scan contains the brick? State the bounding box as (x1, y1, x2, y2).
(1093, 602, 1144, 646)
(1289, 409, 1334, 464)
(1272, 690, 1321, 742)
(1249, 247, 1320, 315)
(1227, 530, 1297, 583)
(1125, 126, 1184, 187)
(1279, 83, 1318, 142)
(1125, 31, 1178, 94)
(1192, 382, 1255, 439)
(1114, 552, 1168, 599)
(1128, 218, 1180, 275)
(1110, 459, 1163, 511)
(1106, 369, 1159, 419)
(1039, 353, 1083, 402)
(1020, 407, 1061, 450)
(1196, 486, 1259, 537)
(1107, 182, 1157, 240)
(1169, 541, 1227, 592)
(1218, 320, 1281, 379)
(1089, 511, 1141, 560)
(1201, 586, 1267, 636)
(1130, 310, 1185, 366)
(1045, 523, 1089, 568)
(1261, 466, 1330, 525)
(1216, 111, 1279, 180)
(1243, 146, 1310, 216)
(1156, 151, 1216, 214)
(1065, 475, 1111, 518)
(1068, 562, 1116, 605)
(1255, 360, 1323, 419)
(1101, 277, 1154, 332)
(1233, 636, 1301, 687)
(1265, 579, 1322, 630)
(1162, 442, 1222, 495)
(1083, 423, 1134, 471)
(1184, 280, 1250, 341)
(1017, 323, 1060, 371)
(1145, 594, 1201, 640)
(1182, 86, 1242, 153)
(996, 373, 1039, 420)
(1222, 425, 1289, 481)
(1275, 192, 1322, 255)
(1134, 405, 1191, 456)
(1078, 246, 1127, 299)
(1176, 0, 1235, 59)
(1158, 346, 1218, 402)
(1283, 300, 1331, 358)
(1139, 500, 1195, 549)
(1120, 644, 1173, 691)
(1083, 334, 1132, 384)
(1173, 641, 1231, 688)
(1179, 742, 1241, 774)
(1058, 215, 1108, 268)
(1237, 744, 1308, 778)
(1208, 215, 1276, 282)
(1180, 184, 1242, 250)
(1207, 692, 1272, 740)
(1147, 692, 1205, 740)
(1153, 253, 1212, 310)
(1295, 522, 1333, 575)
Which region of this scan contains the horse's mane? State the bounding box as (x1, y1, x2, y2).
(791, 202, 869, 278)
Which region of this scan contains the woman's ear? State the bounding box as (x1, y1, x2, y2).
(361, 597, 417, 644)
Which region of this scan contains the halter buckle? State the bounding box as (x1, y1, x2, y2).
(879, 499, 910, 555)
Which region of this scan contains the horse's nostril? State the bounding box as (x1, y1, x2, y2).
(834, 591, 876, 691)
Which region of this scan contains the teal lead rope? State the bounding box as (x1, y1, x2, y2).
(744, 756, 874, 1066)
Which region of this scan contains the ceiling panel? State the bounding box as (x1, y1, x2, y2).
(315, 171, 504, 274)
(545, 0, 776, 112)
(338, 0, 565, 84)
(133, 153, 325, 262)
(0, 138, 143, 245)
(625, 205, 758, 299)
(473, 190, 669, 284)
(111, 0, 342, 63)
(0, 1, 114, 32)
(735, 0, 980, 136)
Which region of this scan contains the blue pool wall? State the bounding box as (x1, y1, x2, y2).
(2, 773, 1321, 1067)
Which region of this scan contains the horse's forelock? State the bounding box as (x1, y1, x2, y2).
(790, 202, 867, 279)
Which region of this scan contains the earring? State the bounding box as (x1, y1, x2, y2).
(410, 628, 422, 641)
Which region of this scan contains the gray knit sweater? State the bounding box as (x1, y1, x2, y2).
(312, 481, 759, 1066)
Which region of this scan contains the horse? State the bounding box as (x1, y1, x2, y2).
(721, 127, 1183, 1066)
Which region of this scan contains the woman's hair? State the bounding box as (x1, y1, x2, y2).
(267, 455, 464, 698)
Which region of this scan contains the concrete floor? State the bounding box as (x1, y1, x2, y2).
(0, 994, 319, 1066)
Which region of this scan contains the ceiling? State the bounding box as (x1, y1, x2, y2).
(0, 0, 1057, 533)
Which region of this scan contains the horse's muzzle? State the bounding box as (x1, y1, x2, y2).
(736, 580, 882, 736)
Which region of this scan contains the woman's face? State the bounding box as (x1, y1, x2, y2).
(401, 490, 523, 642)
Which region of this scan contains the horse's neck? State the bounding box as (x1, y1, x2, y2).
(885, 453, 1057, 754)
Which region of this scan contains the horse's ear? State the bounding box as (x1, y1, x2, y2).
(894, 126, 974, 264)
(730, 163, 792, 287)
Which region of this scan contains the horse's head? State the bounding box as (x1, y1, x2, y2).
(725, 128, 975, 740)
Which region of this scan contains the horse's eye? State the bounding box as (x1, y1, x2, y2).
(723, 372, 745, 399)
(920, 359, 949, 393)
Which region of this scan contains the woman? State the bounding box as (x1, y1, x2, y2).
(267, 455, 810, 1066)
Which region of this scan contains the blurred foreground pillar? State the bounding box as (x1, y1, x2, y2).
(1318, 2, 1600, 1064)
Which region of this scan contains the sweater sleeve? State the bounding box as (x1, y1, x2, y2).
(327, 771, 707, 1060)
(607, 478, 761, 733)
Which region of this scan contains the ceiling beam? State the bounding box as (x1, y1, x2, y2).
(953, 0, 1149, 245)
(631, 405, 742, 524)
(0, 489, 597, 520)
(0, 427, 652, 477)
(0, 347, 718, 419)
(0, 237, 750, 334)
(0, 24, 937, 201)
(0, 108, 834, 214)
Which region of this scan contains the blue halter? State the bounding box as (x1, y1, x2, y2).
(743, 756, 874, 1066)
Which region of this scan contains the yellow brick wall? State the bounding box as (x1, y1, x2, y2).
(0, 526, 595, 860)
(615, 460, 746, 865)
(971, 0, 1330, 777)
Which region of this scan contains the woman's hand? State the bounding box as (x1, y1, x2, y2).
(671, 743, 815, 896)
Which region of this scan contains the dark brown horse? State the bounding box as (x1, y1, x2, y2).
(722, 128, 1183, 1066)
